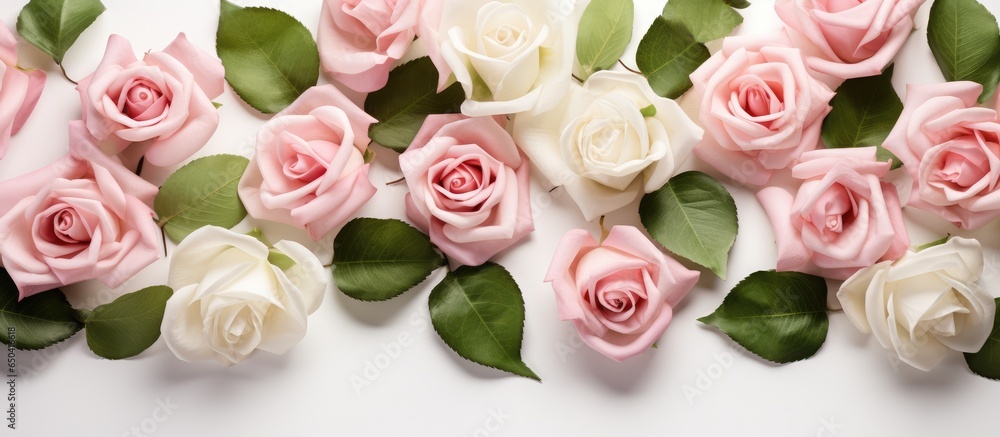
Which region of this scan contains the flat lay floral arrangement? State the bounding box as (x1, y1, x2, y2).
(1, 0, 1000, 384)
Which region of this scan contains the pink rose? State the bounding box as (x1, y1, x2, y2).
(318, 0, 440, 92)
(776, 0, 925, 79)
(757, 147, 909, 280)
(400, 114, 533, 266)
(545, 226, 700, 362)
(76, 33, 224, 167)
(238, 85, 377, 241)
(883, 82, 1000, 229)
(692, 34, 834, 186)
(0, 20, 46, 160)
(0, 122, 162, 299)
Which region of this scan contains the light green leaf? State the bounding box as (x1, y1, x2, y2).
(635, 16, 710, 99)
(84, 286, 172, 360)
(0, 268, 83, 350)
(332, 218, 446, 301)
(699, 271, 829, 363)
(365, 57, 465, 152)
(927, 0, 1000, 103)
(154, 154, 249, 243)
(821, 64, 903, 169)
(965, 298, 1000, 380)
(639, 171, 738, 279)
(429, 263, 539, 380)
(576, 0, 634, 80)
(916, 235, 951, 252)
(217, 0, 319, 113)
(662, 0, 743, 43)
(16, 0, 105, 64)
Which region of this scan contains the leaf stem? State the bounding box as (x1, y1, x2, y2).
(160, 226, 168, 258)
(59, 63, 78, 85)
(386, 176, 406, 186)
(599, 215, 610, 243)
(618, 59, 642, 75)
(571, 74, 584, 83)
(135, 156, 145, 177)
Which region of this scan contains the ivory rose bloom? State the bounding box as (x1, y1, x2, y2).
(776, 0, 926, 79)
(431, 0, 576, 116)
(162, 226, 327, 365)
(546, 226, 700, 362)
(238, 85, 377, 241)
(318, 0, 440, 92)
(883, 82, 1000, 229)
(400, 114, 533, 266)
(757, 147, 909, 280)
(513, 71, 703, 220)
(0, 122, 161, 299)
(838, 237, 996, 371)
(0, 20, 46, 160)
(76, 33, 224, 167)
(691, 34, 834, 186)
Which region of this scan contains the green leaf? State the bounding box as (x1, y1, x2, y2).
(84, 286, 172, 360)
(635, 16, 711, 99)
(16, 0, 105, 64)
(429, 263, 539, 380)
(217, 0, 319, 113)
(365, 57, 465, 152)
(154, 154, 249, 243)
(966, 298, 1000, 380)
(723, 0, 751, 8)
(916, 235, 951, 252)
(576, 0, 634, 80)
(0, 268, 83, 350)
(332, 218, 446, 301)
(267, 250, 297, 271)
(699, 271, 829, 363)
(821, 64, 903, 169)
(927, 0, 1000, 103)
(639, 171, 738, 279)
(662, 0, 743, 43)
(640, 104, 657, 117)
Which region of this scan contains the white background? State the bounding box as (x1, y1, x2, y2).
(3, 0, 1000, 435)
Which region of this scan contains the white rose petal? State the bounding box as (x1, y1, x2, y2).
(837, 237, 996, 371)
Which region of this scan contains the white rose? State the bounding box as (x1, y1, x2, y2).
(162, 226, 327, 365)
(512, 71, 703, 220)
(434, 0, 576, 116)
(837, 237, 997, 371)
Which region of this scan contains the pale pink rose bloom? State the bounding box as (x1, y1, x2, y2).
(545, 226, 700, 362)
(757, 147, 909, 280)
(0, 20, 46, 160)
(400, 114, 533, 266)
(884, 82, 1000, 229)
(691, 33, 834, 186)
(238, 85, 377, 241)
(776, 0, 926, 79)
(76, 33, 224, 167)
(0, 122, 161, 299)
(318, 0, 441, 92)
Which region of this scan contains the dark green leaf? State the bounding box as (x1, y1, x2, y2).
(662, 0, 743, 43)
(16, 0, 105, 64)
(0, 269, 83, 350)
(699, 271, 829, 363)
(723, 0, 751, 8)
(332, 218, 446, 301)
(927, 0, 1000, 103)
(640, 171, 738, 279)
(217, 0, 320, 113)
(429, 263, 539, 380)
(365, 57, 465, 152)
(635, 16, 710, 99)
(154, 154, 249, 243)
(966, 298, 1000, 380)
(84, 286, 172, 360)
(821, 64, 903, 169)
(576, 0, 634, 79)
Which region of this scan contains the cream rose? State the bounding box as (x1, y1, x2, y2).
(431, 0, 576, 116)
(513, 71, 702, 220)
(162, 226, 327, 365)
(837, 237, 996, 371)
